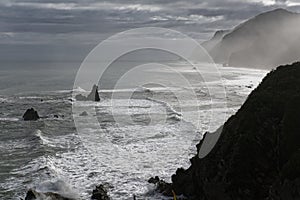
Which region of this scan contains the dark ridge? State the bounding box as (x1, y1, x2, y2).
(204, 8, 300, 69)
(167, 62, 300, 199)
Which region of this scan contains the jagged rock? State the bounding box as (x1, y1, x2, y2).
(148, 177, 173, 197)
(23, 108, 40, 121)
(148, 176, 160, 184)
(170, 62, 300, 199)
(87, 84, 100, 102)
(24, 189, 36, 200)
(75, 84, 100, 102)
(91, 184, 110, 200)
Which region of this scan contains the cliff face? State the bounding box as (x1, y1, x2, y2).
(171, 62, 300, 199)
(204, 9, 300, 69)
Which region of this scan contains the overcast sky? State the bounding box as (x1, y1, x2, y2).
(1, 0, 300, 63)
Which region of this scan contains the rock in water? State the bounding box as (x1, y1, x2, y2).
(23, 108, 40, 121)
(24, 189, 36, 200)
(75, 94, 87, 101)
(170, 62, 300, 200)
(75, 84, 100, 102)
(91, 184, 110, 200)
(87, 84, 100, 102)
(79, 111, 88, 116)
(148, 177, 173, 197)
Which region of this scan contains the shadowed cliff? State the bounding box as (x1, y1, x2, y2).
(171, 62, 300, 199)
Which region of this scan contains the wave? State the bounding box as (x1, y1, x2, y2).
(0, 117, 19, 121)
(146, 97, 182, 119)
(34, 130, 57, 148)
(29, 179, 80, 200)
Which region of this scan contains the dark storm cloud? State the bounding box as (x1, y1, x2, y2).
(0, 0, 299, 61)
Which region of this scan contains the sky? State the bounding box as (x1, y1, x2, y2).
(0, 0, 300, 63)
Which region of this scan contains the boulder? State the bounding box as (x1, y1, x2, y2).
(23, 108, 40, 121)
(91, 184, 110, 200)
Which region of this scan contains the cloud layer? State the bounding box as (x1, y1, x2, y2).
(0, 0, 299, 61)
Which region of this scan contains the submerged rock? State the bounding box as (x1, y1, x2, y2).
(23, 108, 40, 121)
(169, 62, 300, 199)
(75, 84, 100, 102)
(91, 184, 110, 200)
(79, 111, 88, 116)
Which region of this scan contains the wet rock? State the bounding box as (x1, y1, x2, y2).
(148, 176, 173, 197)
(23, 108, 40, 121)
(54, 115, 59, 118)
(24, 189, 36, 200)
(91, 184, 110, 200)
(148, 176, 160, 184)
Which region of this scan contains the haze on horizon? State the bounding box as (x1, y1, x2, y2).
(0, 0, 300, 64)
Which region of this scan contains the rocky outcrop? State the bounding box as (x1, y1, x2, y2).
(91, 184, 110, 200)
(24, 189, 36, 200)
(23, 108, 40, 121)
(87, 85, 100, 102)
(148, 176, 173, 197)
(75, 84, 100, 102)
(169, 62, 300, 199)
(203, 9, 300, 69)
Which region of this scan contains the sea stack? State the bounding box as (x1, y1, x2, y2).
(87, 84, 100, 102)
(23, 108, 40, 121)
(75, 84, 100, 102)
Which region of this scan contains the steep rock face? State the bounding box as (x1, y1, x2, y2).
(204, 9, 300, 69)
(171, 62, 300, 199)
(87, 85, 100, 102)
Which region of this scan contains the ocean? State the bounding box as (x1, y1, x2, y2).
(0, 60, 267, 199)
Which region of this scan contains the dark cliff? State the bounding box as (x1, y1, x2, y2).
(171, 62, 300, 199)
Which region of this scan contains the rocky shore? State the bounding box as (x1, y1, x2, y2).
(153, 62, 300, 199)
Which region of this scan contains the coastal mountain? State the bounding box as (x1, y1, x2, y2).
(203, 9, 300, 69)
(169, 62, 300, 199)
